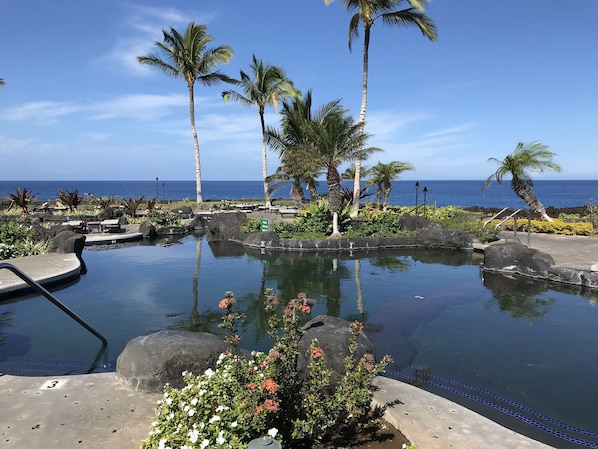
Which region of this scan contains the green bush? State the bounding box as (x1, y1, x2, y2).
(146, 211, 182, 227)
(241, 217, 261, 233)
(488, 218, 593, 235)
(142, 291, 391, 449)
(0, 222, 52, 260)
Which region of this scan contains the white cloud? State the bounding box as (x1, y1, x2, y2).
(1, 101, 82, 125)
(88, 93, 188, 120)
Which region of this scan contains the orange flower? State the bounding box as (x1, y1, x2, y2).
(247, 382, 256, 391)
(261, 379, 278, 394)
(263, 399, 279, 412)
(218, 296, 236, 309)
(300, 304, 311, 313)
(310, 346, 324, 359)
(351, 321, 364, 332)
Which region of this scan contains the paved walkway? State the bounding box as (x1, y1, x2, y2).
(2, 233, 598, 448)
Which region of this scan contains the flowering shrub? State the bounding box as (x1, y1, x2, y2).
(142, 290, 392, 449)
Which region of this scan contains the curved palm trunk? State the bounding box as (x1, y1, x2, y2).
(259, 110, 271, 208)
(307, 179, 320, 200)
(327, 165, 342, 236)
(511, 176, 553, 222)
(351, 25, 371, 218)
(188, 82, 203, 203)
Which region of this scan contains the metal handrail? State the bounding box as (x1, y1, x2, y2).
(482, 207, 509, 232)
(493, 209, 522, 234)
(0, 262, 107, 346)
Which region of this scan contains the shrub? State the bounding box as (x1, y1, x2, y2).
(142, 291, 391, 449)
(241, 217, 261, 233)
(0, 222, 51, 260)
(487, 218, 593, 235)
(147, 211, 182, 227)
(586, 199, 598, 229)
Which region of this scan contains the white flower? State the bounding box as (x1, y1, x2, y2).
(165, 397, 172, 405)
(209, 415, 221, 424)
(191, 398, 198, 406)
(200, 439, 210, 449)
(199, 389, 207, 396)
(267, 428, 278, 438)
(204, 368, 215, 377)
(188, 428, 200, 443)
(216, 430, 226, 445)
(182, 370, 188, 376)
(230, 421, 238, 428)
(188, 409, 196, 417)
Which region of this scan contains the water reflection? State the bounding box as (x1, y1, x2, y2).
(483, 272, 556, 322)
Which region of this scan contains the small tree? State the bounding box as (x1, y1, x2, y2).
(483, 141, 562, 222)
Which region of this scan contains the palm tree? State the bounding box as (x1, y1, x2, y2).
(482, 141, 562, 222)
(308, 102, 381, 236)
(0, 78, 5, 89)
(331, 0, 436, 217)
(267, 90, 323, 202)
(367, 160, 414, 210)
(138, 22, 233, 203)
(222, 55, 299, 208)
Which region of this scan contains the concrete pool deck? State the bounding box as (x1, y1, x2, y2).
(1, 233, 598, 448)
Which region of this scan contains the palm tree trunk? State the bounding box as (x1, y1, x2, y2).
(511, 177, 553, 222)
(260, 110, 271, 208)
(383, 183, 391, 211)
(350, 25, 371, 218)
(188, 82, 203, 203)
(327, 166, 342, 237)
(291, 182, 305, 207)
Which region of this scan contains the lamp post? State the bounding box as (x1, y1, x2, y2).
(156, 177, 159, 200)
(415, 181, 420, 217)
(423, 186, 428, 218)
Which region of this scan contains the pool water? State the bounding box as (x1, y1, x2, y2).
(1, 233, 598, 448)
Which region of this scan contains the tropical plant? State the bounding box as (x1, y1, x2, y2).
(222, 55, 300, 208)
(4, 187, 35, 215)
(267, 90, 324, 203)
(0, 78, 5, 89)
(367, 160, 414, 210)
(328, 0, 437, 217)
(93, 196, 114, 209)
(138, 22, 234, 204)
(57, 189, 82, 213)
(483, 141, 562, 222)
(141, 291, 391, 449)
(120, 196, 144, 218)
(307, 101, 380, 236)
(268, 91, 380, 236)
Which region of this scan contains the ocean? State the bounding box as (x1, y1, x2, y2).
(1, 179, 597, 210)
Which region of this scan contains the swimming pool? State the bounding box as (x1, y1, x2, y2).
(1, 233, 597, 448)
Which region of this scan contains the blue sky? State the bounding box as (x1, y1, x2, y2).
(1, 0, 596, 182)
